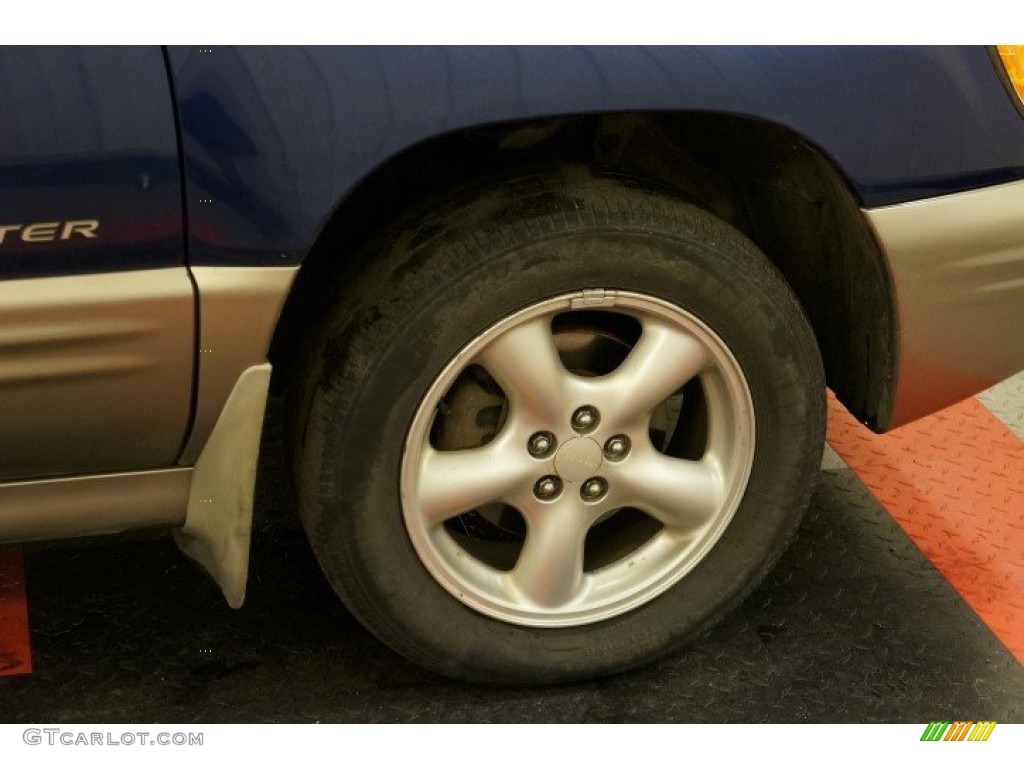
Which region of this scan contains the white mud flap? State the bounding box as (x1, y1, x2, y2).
(173, 363, 271, 608)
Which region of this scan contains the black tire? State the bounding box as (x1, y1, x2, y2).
(289, 167, 825, 684)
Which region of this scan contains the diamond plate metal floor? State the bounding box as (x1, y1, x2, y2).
(827, 391, 1024, 663)
(1, 385, 1021, 723)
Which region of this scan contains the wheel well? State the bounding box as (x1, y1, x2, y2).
(270, 111, 896, 429)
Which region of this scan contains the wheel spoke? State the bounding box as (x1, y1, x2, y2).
(476, 315, 568, 423)
(416, 441, 530, 525)
(618, 451, 725, 532)
(602, 318, 710, 422)
(508, 504, 590, 608)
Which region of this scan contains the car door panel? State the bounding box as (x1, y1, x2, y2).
(0, 46, 193, 480)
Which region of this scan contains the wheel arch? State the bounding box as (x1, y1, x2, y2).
(270, 110, 897, 430)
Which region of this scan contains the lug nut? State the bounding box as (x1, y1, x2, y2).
(580, 477, 608, 501)
(603, 435, 631, 460)
(527, 431, 556, 458)
(571, 405, 600, 433)
(534, 475, 562, 501)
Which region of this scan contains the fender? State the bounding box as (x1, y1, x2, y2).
(165, 45, 1024, 271)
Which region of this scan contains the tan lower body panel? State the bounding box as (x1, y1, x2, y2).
(177, 266, 297, 464)
(866, 180, 1024, 427)
(0, 267, 296, 607)
(0, 268, 194, 480)
(0, 468, 191, 542)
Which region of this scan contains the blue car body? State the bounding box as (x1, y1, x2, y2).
(5, 46, 1024, 278)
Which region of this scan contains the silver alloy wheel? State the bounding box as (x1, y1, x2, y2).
(401, 290, 756, 627)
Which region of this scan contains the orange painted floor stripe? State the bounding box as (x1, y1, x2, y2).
(826, 392, 1024, 665)
(0, 551, 32, 676)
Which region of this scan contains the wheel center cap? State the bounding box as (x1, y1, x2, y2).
(553, 437, 603, 483)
